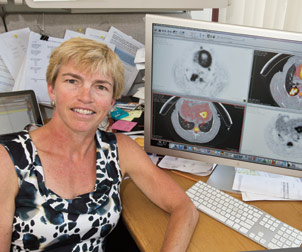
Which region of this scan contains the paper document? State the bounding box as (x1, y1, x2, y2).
(132, 86, 144, 100)
(148, 153, 160, 165)
(121, 110, 143, 121)
(233, 168, 302, 201)
(158, 155, 215, 176)
(1, 26, 143, 103)
(0, 28, 30, 81)
(64, 29, 85, 40)
(85, 28, 107, 41)
(104, 26, 144, 96)
(0, 56, 14, 92)
(64, 29, 115, 51)
(241, 191, 291, 201)
(13, 57, 26, 91)
(111, 120, 137, 132)
(134, 47, 145, 70)
(20, 32, 64, 104)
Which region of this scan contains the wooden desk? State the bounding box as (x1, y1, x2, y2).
(120, 170, 302, 252)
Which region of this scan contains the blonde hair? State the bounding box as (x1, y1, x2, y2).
(46, 37, 124, 99)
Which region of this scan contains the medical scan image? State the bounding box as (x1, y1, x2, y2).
(269, 55, 302, 110)
(249, 51, 302, 111)
(170, 98, 221, 143)
(265, 113, 302, 161)
(172, 45, 228, 97)
(152, 94, 244, 152)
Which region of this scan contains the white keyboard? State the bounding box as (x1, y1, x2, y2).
(186, 180, 302, 250)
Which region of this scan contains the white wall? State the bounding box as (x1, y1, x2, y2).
(190, 9, 212, 21)
(218, 0, 302, 32)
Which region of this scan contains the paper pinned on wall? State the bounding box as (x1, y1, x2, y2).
(20, 32, 64, 104)
(104, 26, 144, 96)
(64, 29, 116, 51)
(13, 57, 26, 91)
(64, 29, 85, 40)
(0, 26, 144, 103)
(85, 28, 107, 41)
(0, 56, 14, 92)
(0, 28, 30, 81)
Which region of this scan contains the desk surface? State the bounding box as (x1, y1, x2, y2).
(120, 170, 302, 252)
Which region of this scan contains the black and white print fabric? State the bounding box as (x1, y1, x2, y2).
(0, 129, 122, 252)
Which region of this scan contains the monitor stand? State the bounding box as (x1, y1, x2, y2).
(207, 164, 240, 194)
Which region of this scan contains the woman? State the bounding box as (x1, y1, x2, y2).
(0, 37, 199, 252)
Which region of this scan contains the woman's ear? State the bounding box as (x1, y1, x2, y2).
(47, 83, 55, 102)
(109, 98, 116, 111)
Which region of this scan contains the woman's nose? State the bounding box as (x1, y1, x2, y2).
(78, 85, 93, 103)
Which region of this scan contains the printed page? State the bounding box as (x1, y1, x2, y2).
(64, 29, 85, 40)
(0, 28, 30, 81)
(64, 29, 115, 51)
(241, 191, 293, 201)
(21, 32, 64, 104)
(104, 26, 144, 96)
(85, 28, 107, 41)
(158, 155, 215, 176)
(13, 57, 26, 91)
(134, 47, 145, 70)
(233, 168, 302, 200)
(0, 56, 14, 92)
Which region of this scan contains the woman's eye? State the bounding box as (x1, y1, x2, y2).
(96, 85, 108, 91)
(66, 79, 77, 84)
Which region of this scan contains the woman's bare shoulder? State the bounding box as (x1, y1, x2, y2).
(0, 144, 18, 196)
(115, 133, 143, 154)
(0, 144, 12, 165)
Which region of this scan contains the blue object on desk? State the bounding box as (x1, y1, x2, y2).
(111, 107, 129, 120)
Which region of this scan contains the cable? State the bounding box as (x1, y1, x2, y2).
(0, 6, 8, 32)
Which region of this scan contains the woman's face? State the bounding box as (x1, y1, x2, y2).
(48, 60, 115, 134)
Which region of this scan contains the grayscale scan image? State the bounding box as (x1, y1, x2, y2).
(172, 45, 228, 97)
(265, 113, 302, 157)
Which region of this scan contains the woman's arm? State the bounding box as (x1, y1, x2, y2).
(0, 145, 18, 252)
(116, 134, 199, 252)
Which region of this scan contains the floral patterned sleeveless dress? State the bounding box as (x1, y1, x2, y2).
(0, 129, 122, 252)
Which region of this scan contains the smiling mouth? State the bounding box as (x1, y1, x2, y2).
(72, 108, 95, 115)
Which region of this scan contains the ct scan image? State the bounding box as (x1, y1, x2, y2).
(248, 50, 302, 111)
(172, 45, 228, 98)
(152, 94, 245, 152)
(265, 113, 302, 160)
(152, 39, 252, 103)
(241, 105, 302, 164)
(270, 55, 302, 110)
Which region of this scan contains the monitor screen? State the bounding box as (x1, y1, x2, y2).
(0, 90, 43, 136)
(144, 14, 302, 178)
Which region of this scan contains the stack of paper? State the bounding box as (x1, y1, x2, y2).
(158, 155, 215, 176)
(0, 26, 144, 104)
(0, 28, 30, 93)
(232, 167, 302, 201)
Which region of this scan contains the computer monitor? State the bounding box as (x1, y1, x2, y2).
(144, 14, 302, 184)
(0, 90, 43, 136)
